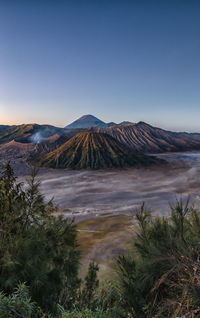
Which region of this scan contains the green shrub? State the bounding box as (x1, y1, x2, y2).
(0, 283, 41, 318)
(59, 307, 113, 318)
(0, 163, 80, 314)
(117, 201, 200, 317)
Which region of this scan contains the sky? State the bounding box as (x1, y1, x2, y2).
(0, 0, 200, 131)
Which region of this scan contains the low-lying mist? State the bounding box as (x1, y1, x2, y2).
(16, 152, 200, 221)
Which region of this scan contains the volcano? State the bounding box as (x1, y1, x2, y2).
(36, 132, 158, 169)
(65, 114, 108, 128)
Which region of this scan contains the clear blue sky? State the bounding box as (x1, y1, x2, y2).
(1, 0, 200, 131)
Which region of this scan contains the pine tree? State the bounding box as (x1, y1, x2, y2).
(0, 163, 80, 314)
(117, 200, 200, 317)
(80, 262, 99, 309)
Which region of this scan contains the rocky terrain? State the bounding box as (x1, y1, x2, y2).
(93, 121, 200, 153)
(0, 123, 89, 144)
(1, 115, 200, 173)
(35, 132, 158, 169)
(0, 133, 69, 175)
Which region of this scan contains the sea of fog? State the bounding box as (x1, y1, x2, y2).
(17, 152, 200, 220)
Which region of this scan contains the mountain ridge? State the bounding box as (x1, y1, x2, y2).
(92, 121, 200, 153)
(64, 114, 133, 128)
(35, 132, 158, 169)
(1, 117, 200, 154)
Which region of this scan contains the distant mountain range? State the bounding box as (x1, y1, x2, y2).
(65, 114, 132, 129)
(0, 124, 62, 144)
(0, 125, 10, 132)
(35, 132, 158, 169)
(0, 123, 87, 145)
(1, 115, 200, 170)
(93, 121, 200, 153)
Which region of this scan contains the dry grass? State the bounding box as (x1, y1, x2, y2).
(77, 214, 135, 281)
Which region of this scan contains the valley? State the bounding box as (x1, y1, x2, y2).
(1, 116, 200, 279)
(2, 1, 200, 313)
(15, 151, 200, 279)
(1, 116, 200, 219)
(12, 153, 200, 221)
(20, 152, 200, 220)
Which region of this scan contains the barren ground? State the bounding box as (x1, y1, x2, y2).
(1, 152, 200, 279)
(15, 152, 200, 220)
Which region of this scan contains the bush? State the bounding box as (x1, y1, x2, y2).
(59, 307, 113, 318)
(0, 163, 80, 314)
(0, 283, 41, 318)
(117, 201, 200, 317)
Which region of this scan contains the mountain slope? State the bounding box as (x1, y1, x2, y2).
(93, 122, 200, 153)
(2, 120, 200, 154)
(0, 125, 10, 132)
(0, 134, 70, 161)
(0, 124, 66, 144)
(119, 121, 133, 125)
(65, 115, 107, 128)
(36, 132, 158, 169)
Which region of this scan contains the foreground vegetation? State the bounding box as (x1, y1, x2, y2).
(0, 163, 200, 317)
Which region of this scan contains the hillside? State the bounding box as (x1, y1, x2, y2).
(65, 114, 134, 129)
(0, 123, 91, 146)
(65, 114, 108, 128)
(0, 134, 69, 162)
(36, 132, 158, 169)
(0, 134, 70, 176)
(0, 125, 10, 132)
(2, 120, 200, 154)
(93, 122, 200, 153)
(0, 124, 65, 144)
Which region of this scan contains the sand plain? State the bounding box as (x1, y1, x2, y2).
(20, 152, 200, 220)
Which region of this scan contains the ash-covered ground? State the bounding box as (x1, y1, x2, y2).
(13, 152, 200, 219)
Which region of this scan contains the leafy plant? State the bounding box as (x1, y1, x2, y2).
(0, 283, 39, 318)
(117, 200, 200, 317)
(0, 163, 80, 314)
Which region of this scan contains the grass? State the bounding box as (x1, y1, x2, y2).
(77, 214, 135, 281)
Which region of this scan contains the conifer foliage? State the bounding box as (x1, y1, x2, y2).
(117, 201, 200, 317)
(0, 162, 80, 314)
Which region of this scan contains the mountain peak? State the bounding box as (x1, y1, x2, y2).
(78, 114, 99, 120)
(119, 121, 133, 126)
(65, 114, 106, 129)
(137, 121, 151, 127)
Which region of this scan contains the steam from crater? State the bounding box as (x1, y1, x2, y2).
(29, 126, 61, 144)
(30, 131, 44, 143)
